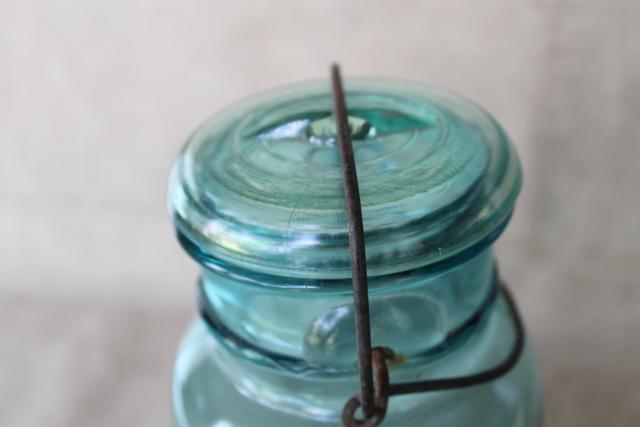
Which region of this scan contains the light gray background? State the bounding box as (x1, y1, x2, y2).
(1, 1, 639, 426)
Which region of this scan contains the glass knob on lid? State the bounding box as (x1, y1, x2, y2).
(168, 78, 521, 279)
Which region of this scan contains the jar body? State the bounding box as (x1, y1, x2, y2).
(171, 249, 541, 427)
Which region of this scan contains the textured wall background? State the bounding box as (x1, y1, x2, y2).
(1, 1, 639, 426)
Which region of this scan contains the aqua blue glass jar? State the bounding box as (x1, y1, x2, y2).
(168, 78, 541, 427)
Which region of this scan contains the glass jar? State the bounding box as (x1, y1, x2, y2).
(168, 78, 541, 427)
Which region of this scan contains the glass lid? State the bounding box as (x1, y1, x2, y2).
(168, 78, 521, 279)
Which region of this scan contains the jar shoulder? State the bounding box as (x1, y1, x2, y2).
(172, 296, 542, 427)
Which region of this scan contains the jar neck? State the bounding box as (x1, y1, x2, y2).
(198, 248, 496, 372)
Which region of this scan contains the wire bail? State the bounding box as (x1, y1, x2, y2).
(331, 64, 526, 427)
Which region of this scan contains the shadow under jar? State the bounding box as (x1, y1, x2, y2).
(168, 78, 542, 427)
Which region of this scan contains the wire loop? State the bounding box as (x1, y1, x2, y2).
(342, 347, 395, 427)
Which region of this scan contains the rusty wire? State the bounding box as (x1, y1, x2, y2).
(331, 64, 526, 427)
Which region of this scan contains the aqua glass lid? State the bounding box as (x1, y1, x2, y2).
(169, 78, 521, 279)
